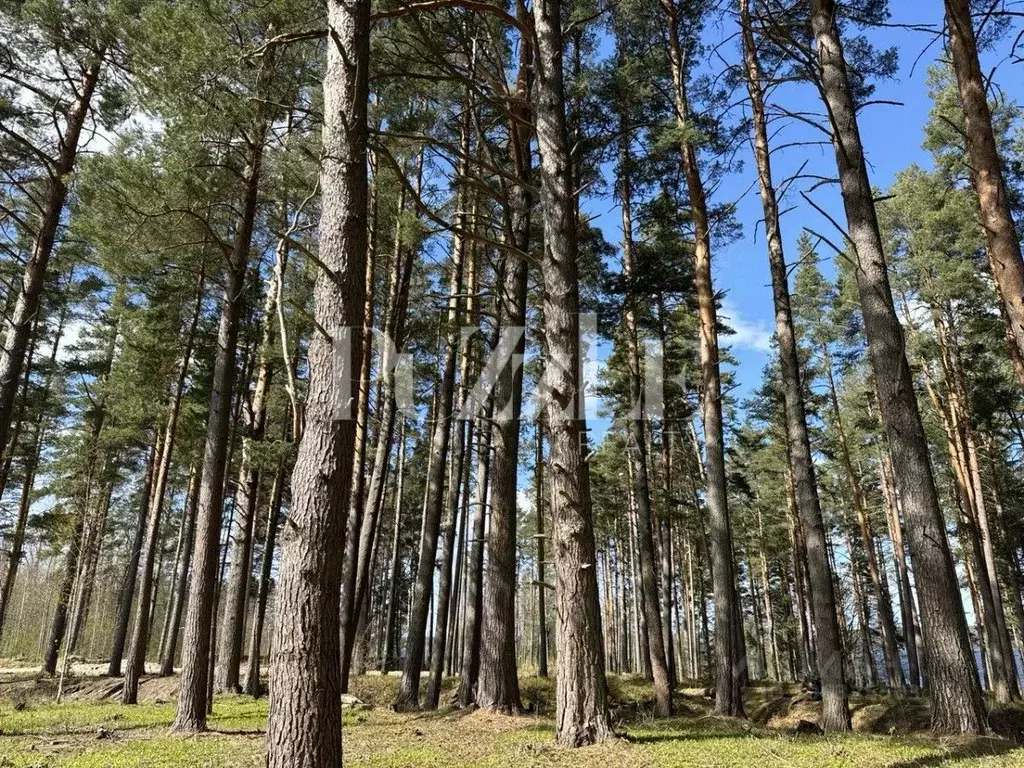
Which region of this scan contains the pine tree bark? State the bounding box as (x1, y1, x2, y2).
(0, 305, 65, 643)
(160, 464, 200, 676)
(242, 463, 285, 697)
(42, 510, 88, 675)
(122, 451, 167, 703)
(381, 420, 407, 675)
(394, 121, 468, 714)
(535, 421, 549, 678)
(341, 163, 415, 690)
(108, 443, 158, 677)
(0, 56, 102, 461)
(216, 266, 277, 693)
(740, 0, 851, 723)
(880, 452, 921, 689)
(455, 404, 491, 702)
(476, 40, 532, 712)
(339, 145, 381, 655)
(616, 93, 673, 716)
(173, 134, 263, 733)
(426, 222, 479, 708)
(944, 0, 1024, 388)
(810, 0, 986, 733)
(662, 0, 743, 716)
(425, 413, 469, 709)
(124, 307, 201, 701)
(533, 0, 615, 745)
(265, 0, 369, 761)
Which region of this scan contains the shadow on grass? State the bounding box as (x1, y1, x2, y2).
(623, 731, 755, 745)
(888, 737, 1021, 768)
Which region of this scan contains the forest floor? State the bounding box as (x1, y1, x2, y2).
(2, 665, 1024, 766)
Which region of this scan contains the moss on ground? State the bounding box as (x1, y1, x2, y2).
(1, 676, 1023, 766)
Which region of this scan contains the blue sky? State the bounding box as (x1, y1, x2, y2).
(580, 4, 1024, 441)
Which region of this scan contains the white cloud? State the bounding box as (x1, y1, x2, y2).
(720, 302, 774, 353)
(516, 489, 534, 515)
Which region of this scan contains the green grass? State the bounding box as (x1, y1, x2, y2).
(2, 676, 1024, 766)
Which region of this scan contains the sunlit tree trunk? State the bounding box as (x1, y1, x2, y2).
(662, 0, 743, 716)
(533, 0, 614, 745)
(810, 0, 986, 733)
(741, 0, 850, 723)
(265, 0, 370, 763)
(173, 132, 264, 732)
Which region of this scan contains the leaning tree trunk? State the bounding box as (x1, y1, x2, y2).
(0, 56, 102, 461)
(944, 0, 1024, 389)
(172, 134, 263, 733)
(740, 0, 850, 726)
(265, 0, 370, 762)
(533, 0, 615, 746)
(662, 0, 743, 716)
(810, 0, 986, 734)
(0, 305, 65, 643)
(42, 511, 88, 675)
(0, 313, 40, 505)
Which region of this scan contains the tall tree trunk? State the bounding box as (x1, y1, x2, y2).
(535, 420, 549, 679)
(0, 304, 66, 643)
(740, 0, 849, 725)
(476, 42, 532, 711)
(455, 399, 492, 702)
(425, 411, 469, 709)
(265, 0, 369, 760)
(124, 297, 202, 701)
(658, 430, 677, 690)
(810, 0, 986, 733)
(533, 0, 614, 745)
(615, 90, 673, 716)
(823, 347, 904, 692)
(393, 113, 469, 714)
(123, 276, 201, 679)
(108, 444, 158, 677)
(243, 463, 285, 697)
(42, 511, 88, 675)
(339, 144, 381, 649)
(173, 133, 263, 733)
(216, 268, 278, 693)
(0, 311, 41, 505)
(68, 482, 112, 654)
(160, 463, 200, 676)
(944, 0, 1024, 387)
(880, 452, 921, 689)
(425, 225, 479, 704)
(662, 0, 743, 716)
(754, 505, 781, 681)
(381, 420, 407, 675)
(0, 56, 102, 459)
